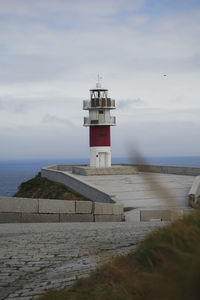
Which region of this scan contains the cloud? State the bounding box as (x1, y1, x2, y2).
(112, 119, 200, 157)
(0, 0, 200, 159)
(42, 114, 75, 128)
(0, 98, 30, 113)
(117, 98, 144, 110)
(117, 106, 200, 125)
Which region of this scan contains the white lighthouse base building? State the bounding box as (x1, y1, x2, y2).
(90, 147, 111, 168)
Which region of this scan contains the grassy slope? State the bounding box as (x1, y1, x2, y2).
(14, 172, 88, 201)
(40, 210, 200, 300)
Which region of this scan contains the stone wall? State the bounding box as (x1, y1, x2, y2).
(140, 208, 192, 222)
(132, 164, 200, 176)
(72, 165, 138, 176)
(0, 197, 124, 223)
(45, 164, 200, 176)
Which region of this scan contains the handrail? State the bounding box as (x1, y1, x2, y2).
(83, 99, 115, 109)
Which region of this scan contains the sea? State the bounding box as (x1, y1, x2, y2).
(0, 156, 200, 197)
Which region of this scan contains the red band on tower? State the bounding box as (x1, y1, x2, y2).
(90, 126, 110, 147)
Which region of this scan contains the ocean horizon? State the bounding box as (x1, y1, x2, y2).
(0, 156, 200, 197)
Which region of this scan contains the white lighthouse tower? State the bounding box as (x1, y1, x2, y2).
(83, 76, 116, 168)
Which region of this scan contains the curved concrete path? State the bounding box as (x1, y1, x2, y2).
(0, 221, 164, 299)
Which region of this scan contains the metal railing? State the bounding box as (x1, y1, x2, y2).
(83, 99, 115, 110)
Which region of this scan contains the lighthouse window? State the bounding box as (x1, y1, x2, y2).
(91, 91, 98, 99)
(99, 110, 104, 114)
(99, 134, 106, 137)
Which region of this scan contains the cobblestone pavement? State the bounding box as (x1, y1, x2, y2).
(0, 222, 165, 299)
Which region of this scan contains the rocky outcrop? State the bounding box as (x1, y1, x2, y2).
(14, 172, 88, 201)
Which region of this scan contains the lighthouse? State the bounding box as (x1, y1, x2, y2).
(83, 77, 116, 168)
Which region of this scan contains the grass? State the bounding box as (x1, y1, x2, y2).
(14, 172, 88, 201)
(40, 210, 200, 300)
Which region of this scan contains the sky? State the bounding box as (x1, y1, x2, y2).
(0, 0, 200, 160)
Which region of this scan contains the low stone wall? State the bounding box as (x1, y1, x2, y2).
(43, 164, 88, 172)
(44, 163, 200, 176)
(140, 208, 193, 222)
(132, 164, 200, 176)
(0, 197, 124, 223)
(41, 166, 114, 203)
(72, 165, 138, 176)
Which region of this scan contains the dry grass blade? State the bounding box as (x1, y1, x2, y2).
(130, 148, 180, 209)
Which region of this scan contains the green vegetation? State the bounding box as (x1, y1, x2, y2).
(14, 172, 88, 201)
(40, 210, 200, 300)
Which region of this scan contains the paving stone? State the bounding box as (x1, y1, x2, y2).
(0, 222, 165, 299)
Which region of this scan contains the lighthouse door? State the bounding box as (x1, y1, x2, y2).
(99, 152, 106, 168)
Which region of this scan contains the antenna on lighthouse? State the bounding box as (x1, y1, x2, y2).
(96, 74, 102, 88)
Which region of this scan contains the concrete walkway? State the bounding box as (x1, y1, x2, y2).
(74, 172, 194, 208)
(0, 221, 164, 300)
(70, 172, 195, 221)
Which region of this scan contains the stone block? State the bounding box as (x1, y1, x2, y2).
(21, 213, 59, 223)
(39, 199, 75, 214)
(0, 212, 21, 223)
(188, 176, 200, 203)
(0, 197, 38, 213)
(60, 214, 94, 222)
(140, 210, 171, 221)
(94, 202, 114, 215)
(75, 201, 93, 214)
(94, 215, 123, 222)
(113, 204, 124, 215)
(125, 209, 140, 222)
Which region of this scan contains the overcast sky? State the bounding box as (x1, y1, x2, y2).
(0, 0, 200, 160)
